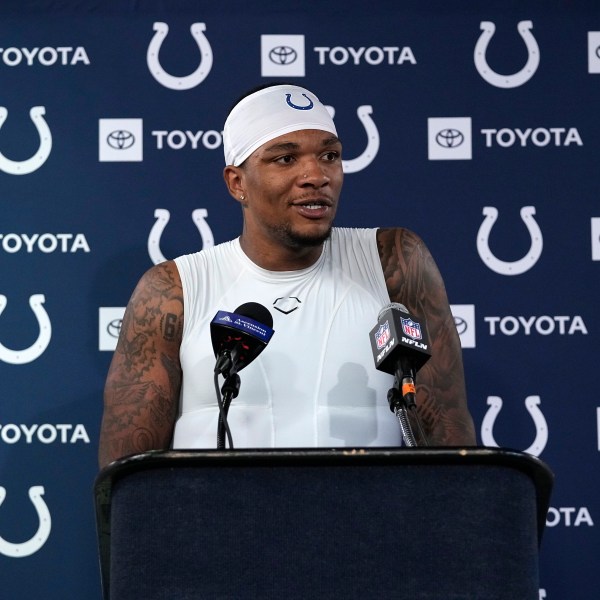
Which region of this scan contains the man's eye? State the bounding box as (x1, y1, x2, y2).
(276, 155, 294, 164)
(323, 151, 340, 161)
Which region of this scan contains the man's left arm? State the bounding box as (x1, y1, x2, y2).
(377, 227, 476, 445)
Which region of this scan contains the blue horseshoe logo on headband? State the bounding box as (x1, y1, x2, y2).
(285, 93, 314, 110)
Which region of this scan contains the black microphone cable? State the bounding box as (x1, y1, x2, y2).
(213, 369, 234, 449)
(216, 372, 241, 449)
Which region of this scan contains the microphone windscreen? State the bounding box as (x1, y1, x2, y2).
(377, 302, 409, 321)
(234, 302, 273, 328)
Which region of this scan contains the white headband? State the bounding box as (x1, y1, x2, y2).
(223, 84, 337, 166)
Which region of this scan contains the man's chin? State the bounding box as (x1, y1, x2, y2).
(286, 226, 333, 248)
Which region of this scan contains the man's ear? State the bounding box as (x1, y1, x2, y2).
(223, 165, 246, 205)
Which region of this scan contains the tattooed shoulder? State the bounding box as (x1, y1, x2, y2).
(124, 261, 184, 342)
(376, 227, 424, 303)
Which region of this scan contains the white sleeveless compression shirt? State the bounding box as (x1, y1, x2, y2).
(172, 227, 401, 448)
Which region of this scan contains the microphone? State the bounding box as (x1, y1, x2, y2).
(210, 302, 275, 450)
(369, 302, 431, 380)
(369, 303, 431, 446)
(210, 302, 275, 378)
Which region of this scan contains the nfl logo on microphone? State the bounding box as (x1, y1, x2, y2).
(401, 318, 422, 340)
(375, 321, 391, 349)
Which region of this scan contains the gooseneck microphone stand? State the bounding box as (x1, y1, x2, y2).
(216, 373, 240, 449)
(387, 372, 429, 447)
(213, 348, 241, 450)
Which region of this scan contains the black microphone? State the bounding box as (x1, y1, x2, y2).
(210, 302, 275, 378)
(369, 302, 431, 377)
(369, 302, 431, 409)
(210, 302, 275, 450)
(369, 302, 431, 446)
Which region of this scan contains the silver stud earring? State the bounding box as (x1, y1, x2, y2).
(240, 194, 245, 200)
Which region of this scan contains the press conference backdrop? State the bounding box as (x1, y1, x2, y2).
(0, 0, 597, 597)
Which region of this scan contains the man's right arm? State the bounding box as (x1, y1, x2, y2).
(98, 260, 184, 469)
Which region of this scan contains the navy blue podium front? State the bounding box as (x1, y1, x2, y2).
(94, 448, 553, 600)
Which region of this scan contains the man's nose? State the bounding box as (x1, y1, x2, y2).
(299, 158, 330, 186)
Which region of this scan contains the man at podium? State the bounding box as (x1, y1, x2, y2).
(98, 83, 475, 468)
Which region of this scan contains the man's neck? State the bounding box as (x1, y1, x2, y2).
(238, 234, 325, 271)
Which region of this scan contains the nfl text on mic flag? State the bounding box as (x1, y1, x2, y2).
(369, 302, 431, 377)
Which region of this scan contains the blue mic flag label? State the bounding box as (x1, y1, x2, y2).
(212, 310, 274, 343)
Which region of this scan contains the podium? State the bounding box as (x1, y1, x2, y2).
(94, 448, 553, 600)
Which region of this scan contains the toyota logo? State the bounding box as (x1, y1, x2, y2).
(436, 128, 464, 148)
(269, 46, 297, 65)
(107, 318, 123, 339)
(107, 130, 136, 150)
(453, 316, 468, 335)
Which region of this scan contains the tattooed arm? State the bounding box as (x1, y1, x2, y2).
(377, 228, 476, 445)
(98, 261, 184, 468)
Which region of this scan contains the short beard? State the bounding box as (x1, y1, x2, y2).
(273, 223, 333, 249)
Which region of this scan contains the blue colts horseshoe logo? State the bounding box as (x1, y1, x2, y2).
(285, 93, 314, 110)
(0, 486, 52, 557)
(148, 208, 214, 265)
(147, 22, 213, 90)
(474, 20, 540, 88)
